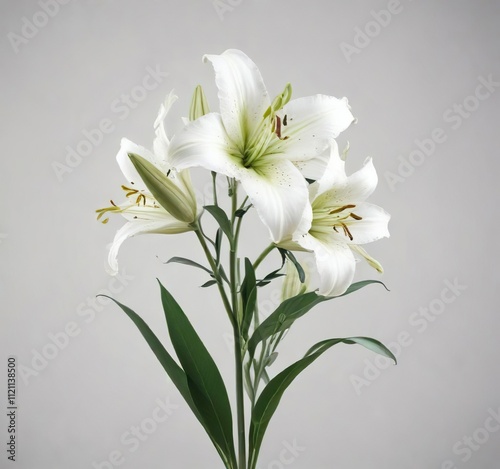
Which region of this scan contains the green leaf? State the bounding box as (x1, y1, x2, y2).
(215, 228, 223, 263)
(157, 281, 237, 468)
(104, 295, 233, 468)
(240, 258, 257, 339)
(235, 204, 252, 218)
(278, 249, 305, 283)
(247, 280, 389, 359)
(201, 280, 218, 288)
(256, 267, 286, 287)
(248, 337, 396, 468)
(247, 292, 326, 359)
(339, 280, 389, 297)
(167, 256, 213, 275)
(204, 205, 233, 244)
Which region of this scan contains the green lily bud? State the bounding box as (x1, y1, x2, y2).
(189, 85, 210, 121)
(128, 153, 197, 224)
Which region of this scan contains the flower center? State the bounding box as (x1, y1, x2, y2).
(312, 204, 363, 241)
(240, 83, 292, 169)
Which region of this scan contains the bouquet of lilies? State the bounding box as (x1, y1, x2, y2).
(97, 49, 394, 469)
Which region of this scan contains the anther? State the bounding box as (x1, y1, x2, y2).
(329, 204, 356, 215)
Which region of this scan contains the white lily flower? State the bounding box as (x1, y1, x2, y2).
(286, 141, 390, 297)
(168, 49, 355, 243)
(97, 92, 197, 275)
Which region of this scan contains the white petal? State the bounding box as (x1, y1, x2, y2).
(239, 157, 309, 243)
(153, 90, 178, 165)
(332, 203, 390, 245)
(308, 140, 347, 200)
(316, 156, 378, 207)
(275, 95, 355, 161)
(350, 245, 384, 273)
(204, 49, 270, 145)
(168, 112, 242, 178)
(117, 138, 158, 190)
(292, 147, 332, 182)
(298, 233, 355, 296)
(107, 218, 188, 275)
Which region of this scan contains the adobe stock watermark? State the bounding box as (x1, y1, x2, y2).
(92, 396, 178, 468)
(52, 65, 169, 183)
(441, 406, 500, 468)
(385, 74, 500, 192)
(349, 278, 467, 395)
(7, 0, 73, 54)
(18, 270, 135, 385)
(340, 0, 412, 64)
(212, 0, 245, 21)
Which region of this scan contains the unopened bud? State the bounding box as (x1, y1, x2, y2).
(128, 153, 197, 223)
(189, 85, 210, 121)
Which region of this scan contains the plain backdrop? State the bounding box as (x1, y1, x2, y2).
(1, 1, 500, 468)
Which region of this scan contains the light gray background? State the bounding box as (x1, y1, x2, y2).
(1, 1, 500, 468)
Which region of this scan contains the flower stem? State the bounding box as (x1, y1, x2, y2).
(193, 224, 235, 329)
(229, 180, 247, 469)
(253, 243, 275, 270)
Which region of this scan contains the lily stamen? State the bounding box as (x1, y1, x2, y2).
(341, 223, 354, 241)
(329, 204, 356, 215)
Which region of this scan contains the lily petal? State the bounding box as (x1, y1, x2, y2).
(315, 156, 378, 208)
(350, 245, 384, 273)
(276, 95, 355, 161)
(169, 112, 242, 178)
(203, 49, 270, 144)
(298, 232, 356, 296)
(107, 217, 189, 275)
(332, 203, 390, 245)
(153, 91, 178, 166)
(239, 157, 309, 243)
(117, 138, 158, 190)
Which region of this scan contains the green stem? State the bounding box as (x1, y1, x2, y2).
(211, 171, 218, 206)
(253, 243, 275, 271)
(193, 225, 235, 329)
(228, 181, 246, 469)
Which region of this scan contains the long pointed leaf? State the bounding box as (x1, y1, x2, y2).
(103, 296, 198, 414)
(204, 205, 233, 244)
(247, 280, 388, 359)
(241, 258, 257, 339)
(167, 256, 213, 275)
(248, 337, 396, 468)
(340, 280, 389, 297)
(103, 296, 234, 467)
(247, 292, 326, 359)
(157, 281, 237, 468)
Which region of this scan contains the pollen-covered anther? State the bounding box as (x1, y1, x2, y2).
(135, 193, 147, 206)
(341, 223, 354, 241)
(350, 212, 362, 221)
(329, 204, 356, 215)
(96, 201, 122, 224)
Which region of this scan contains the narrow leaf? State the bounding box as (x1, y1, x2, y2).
(241, 258, 257, 338)
(339, 280, 389, 297)
(167, 256, 213, 275)
(247, 292, 326, 359)
(201, 280, 218, 288)
(280, 249, 305, 283)
(248, 337, 396, 468)
(157, 281, 237, 467)
(204, 205, 233, 243)
(248, 280, 389, 359)
(102, 296, 199, 416)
